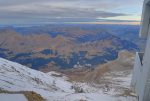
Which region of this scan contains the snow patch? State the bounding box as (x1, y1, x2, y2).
(0, 94, 27, 101)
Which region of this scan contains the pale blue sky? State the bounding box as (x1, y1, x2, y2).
(0, 0, 143, 25)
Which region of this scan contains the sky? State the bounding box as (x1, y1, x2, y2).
(0, 0, 144, 25)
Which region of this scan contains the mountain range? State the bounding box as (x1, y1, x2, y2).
(0, 24, 145, 71)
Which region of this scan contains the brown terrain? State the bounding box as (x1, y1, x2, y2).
(63, 50, 135, 84)
(0, 27, 138, 71)
(0, 28, 114, 58)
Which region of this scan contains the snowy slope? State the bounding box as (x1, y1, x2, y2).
(0, 58, 137, 101)
(0, 94, 27, 101)
(0, 58, 74, 100)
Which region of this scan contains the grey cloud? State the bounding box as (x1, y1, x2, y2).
(0, 0, 142, 9)
(0, 4, 127, 19)
(0, 0, 141, 24)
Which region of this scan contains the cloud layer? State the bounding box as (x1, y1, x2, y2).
(0, 0, 143, 25)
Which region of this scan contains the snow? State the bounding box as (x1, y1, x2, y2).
(0, 58, 137, 101)
(0, 94, 27, 101)
(0, 58, 74, 100)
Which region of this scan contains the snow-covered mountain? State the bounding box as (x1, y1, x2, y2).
(0, 56, 137, 101)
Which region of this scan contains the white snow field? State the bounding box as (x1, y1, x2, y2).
(0, 94, 27, 101)
(0, 58, 137, 101)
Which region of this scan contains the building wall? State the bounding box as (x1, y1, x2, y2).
(140, 26, 150, 101)
(131, 52, 142, 95)
(131, 0, 150, 101)
(140, 0, 150, 38)
(132, 29, 150, 101)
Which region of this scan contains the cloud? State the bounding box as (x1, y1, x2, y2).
(0, 0, 143, 24)
(0, 3, 127, 20)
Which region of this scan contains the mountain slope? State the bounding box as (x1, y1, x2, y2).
(0, 57, 74, 100)
(0, 25, 140, 70)
(82, 51, 135, 89)
(0, 52, 137, 101)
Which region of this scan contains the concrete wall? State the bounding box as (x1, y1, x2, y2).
(140, 0, 150, 38)
(131, 0, 150, 101)
(131, 28, 150, 101)
(140, 25, 150, 101)
(131, 52, 142, 95)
